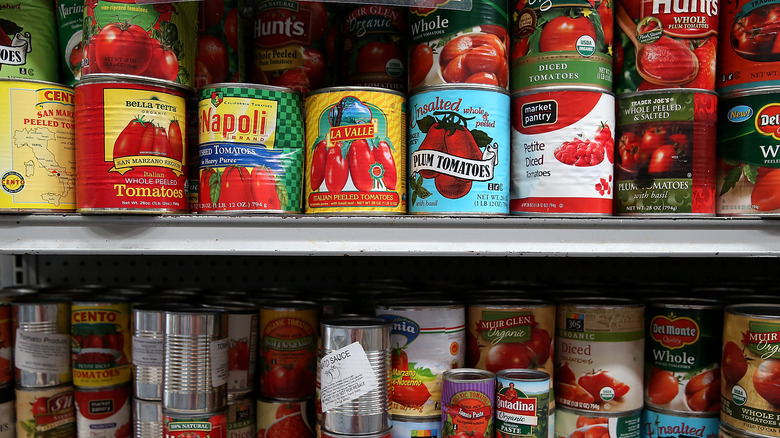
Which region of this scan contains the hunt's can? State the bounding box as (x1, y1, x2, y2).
(163, 409, 228, 438)
(554, 406, 642, 438)
(12, 298, 71, 388)
(256, 398, 315, 438)
(721, 304, 780, 437)
(82, 0, 198, 87)
(196, 0, 246, 86)
(74, 385, 132, 438)
(132, 303, 176, 401)
(555, 298, 645, 413)
(0, 79, 76, 212)
(200, 301, 258, 395)
(70, 299, 132, 388)
(0, 302, 11, 387)
(496, 369, 551, 438)
(15, 384, 76, 438)
(510, 87, 615, 215)
(133, 398, 162, 438)
(441, 368, 496, 438)
(74, 74, 190, 214)
(56, 0, 84, 87)
(0, 0, 58, 82)
(640, 407, 720, 438)
(375, 300, 465, 417)
(390, 415, 442, 438)
(304, 87, 407, 214)
(197, 83, 304, 213)
(0, 385, 13, 438)
(227, 394, 255, 438)
(408, 84, 511, 215)
(615, 90, 718, 215)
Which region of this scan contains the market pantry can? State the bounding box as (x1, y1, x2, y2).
(75, 74, 190, 214)
(408, 84, 510, 215)
(71, 299, 132, 389)
(12, 298, 71, 388)
(304, 87, 406, 214)
(554, 406, 642, 438)
(0, 0, 58, 82)
(441, 368, 495, 438)
(15, 384, 76, 438)
(640, 407, 719, 438)
(74, 384, 132, 438)
(495, 369, 551, 438)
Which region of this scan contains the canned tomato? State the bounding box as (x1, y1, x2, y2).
(74, 385, 131, 438)
(163, 409, 228, 438)
(56, 0, 84, 87)
(407, 0, 509, 91)
(0, 302, 10, 387)
(390, 415, 441, 438)
(74, 74, 189, 214)
(0, 0, 58, 82)
(510, 87, 615, 215)
(15, 385, 76, 438)
(82, 0, 197, 87)
(197, 83, 304, 213)
(256, 398, 315, 438)
(304, 87, 406, 214)
(200, 301, 258, 395)
(555, 298, 645, 413)
(12, 298, 71, 388)
(555, 406, 642, 438)
(721, 304, 780, 437)
(644, 298, 722, 413)
(441, 368, 496, 438)
(341, 5, 406, 91)
(197, 0, 245, 86)
(640, 407, 719, 438)
(408, 84, 510, 215)
(133, 398, 162, 438)
(496, 369, 551, 438)
(375, 300, 465, 418)
(71, 300, 132, 388)
(0, 385, 13, 438)
(226, 394, 255, 438)
(0, 79, 76, 212)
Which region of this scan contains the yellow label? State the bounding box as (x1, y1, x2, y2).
(71, 302, 132, 388)
(199, 95, 279, 145)
(257, 45, 304, 71)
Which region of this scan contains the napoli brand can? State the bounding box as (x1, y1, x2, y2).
(615, 90, 718, 215)
(511, 87, 615, 215)
(390, 415, 441, 438)
(74, 385, 132, 438)
(12, 298, 71, 388)
(0, 0, 58, 82)
(496, 369, 551, 438)
(554, 406, 642, 438)
(441, 368, 496, 438)
(0, 80, 76, 212)
(70, 299, 132, 388)
(0, 302, 11, 387)
(341, 5, 406, 91)
(75, 75, 190, 214)
(200, 301, 258, 395)
(163, 409, 228, 438)
(304, 87, 407, 214)
(408, 84, 510, 215)
(133, 398, 162, 438)
(15, 385, 76, 438)
(0, 385, 13, 438)
(641, 407, 719, 438)
(197, 83, 304, 213)
(56, 0, 84, 87)
(227, 394, 255, 438)
(196, 0, 246, 86)
(256, 398, 315, 438)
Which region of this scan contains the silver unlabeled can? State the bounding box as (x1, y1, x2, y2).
(133, 303, 179, 401)
(201, 300, 259, 396)
(11, 297, 72, 388)
(133, 397, 162, 438)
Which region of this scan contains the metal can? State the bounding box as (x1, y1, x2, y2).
(510, 87, 615, 215)
(132, 303, 178, 401)
(74, 385, 132, 438)
(227, 394, 255, 438)
(496, 369, 551, 438)
(554, 406, 642, 438)
(133, 397, 163, 438)
(197, 83, 305, 213)
(0, 302, 11, 388)
(74, 74, 190, 214)
(304, 86, 407, 214)
(70, 299, 132, 388)
(721, 303, 780, 437)
(555, 298, 645, 413)
(441, 368, 496, 438)
(644, 298, 722, 413)
(407, 84, 511, 215)
(163, 409, 228, 438)
(0, 79, 76, 212)
(321, 429, 394, 438)
(390, 415, 441, 438)
(256, 398, 315, 438)
(0, 384, 13, 438)
(15, 384, 76, 438)
(0, 0, 58, 82)
(11, 298, 71, 388)
(55, 0, 84, 87)
(640, 407, 720, 438)
(200, 300, 259, 395)
(720, 423, 761, 438)
(196, 0, 246, 86)
(375, 300, 465, 417)
(615, 89, 718, 215)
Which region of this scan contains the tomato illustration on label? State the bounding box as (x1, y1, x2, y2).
(439, 33, 508, 87)
(578, 370, 630, 403)
(443, 390, 494, 438)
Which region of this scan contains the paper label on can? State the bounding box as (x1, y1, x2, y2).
(14, 331, 70, 374)
(15, 386, 76, 437)
(319, 342, 379, 413)
(211, 338, 230, 388)
(132, 336, 164, 367)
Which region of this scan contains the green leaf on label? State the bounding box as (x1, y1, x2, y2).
(470, 129, 493, 148)
(412, 191, 418, 205)
(210, 171, 221, 205)
(417, 115, 437, 134)
(277, 178, 290, 208)
(417, 185, 432, 199)
(744, 164, 759, 185)
(408, 362, 438, 382)
(720, 166, 743, 196)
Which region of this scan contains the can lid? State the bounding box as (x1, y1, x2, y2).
(321, 316, 390, 329)
(468, 297, 554, 307)
(496, 368, 550, 382)
(77, 73, 194, 93)
(443, 368, 495, 382)
(200, 300, 258, 313)
(726, 303, 780, 318)
(260, 300, 319, 312)
(644, 297, 723, 309)
(557, 296, 643, 308)
(411, 82, 510, 97)
(199, 82, 301, 96)
(375, 299, 463, 310)
(307, 85, 406, 99)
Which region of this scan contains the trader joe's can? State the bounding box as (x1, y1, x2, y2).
(554, 406, 642, 438)
(196, 0, 245, 86)
(15, 385, 76, 438)
(0, 80, 76, 212)
(75, 75, 189, 214)
(71, 300, 132, 388)
(197, 83, 304, 213)
(304, 87, 406, 214)
(510, 87, 615, 215)
(495, 369, 550, 438)
(0, 0, 58, 82)
(640, 407, 719, 438)
(441, 368, 495, 438)
(615, 90, 718, 215)
(56, 0, 84, 87)
(408, 84, 511, 215)
(74, 385, 132, 438)
(12, 298, 72, 388)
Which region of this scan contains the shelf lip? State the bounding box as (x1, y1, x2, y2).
(0, 214, 778, 257)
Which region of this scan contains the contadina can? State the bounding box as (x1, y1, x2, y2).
(441, 368, 496, 438)
(0, 80, 76, 212)
(163, 409, 228, 438)
(555, 406, 642, 438)
(197, 83, 305, 213)
(70, 299, 132, 389)
(75, 74, 190, 214)
(0, 0, 58, 82)
(304, 87, 407, 214)
(256, 398, 315, 438)
(511, 87, 615, 215)
(408, 84, 511, 215)
(496, 369, 551, 438)
(12, 298, 71, 388)
(15, 384, 76, 438)
(640, 407, 720, 438)
(74, 385, 132, 438)
(0, 384, 13, 438)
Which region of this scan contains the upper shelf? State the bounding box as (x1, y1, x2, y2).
(0, 214, 779, 257)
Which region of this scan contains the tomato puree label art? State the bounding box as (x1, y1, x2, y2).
(256, 398, 315, 438)
(0, 0, 58, 82)
(163, 411, 227, 438)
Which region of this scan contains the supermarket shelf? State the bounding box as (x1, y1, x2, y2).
(0, 214, 779, 257)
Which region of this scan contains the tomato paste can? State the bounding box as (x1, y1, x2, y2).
(510, 87, 615, 215)
(226, 393, 255, 438)
(74, 74, 190, 214)
(441, 368, 496, 438)
(555, 298, 645, 413)
(0, 384, 13, 438)
(163, 308, 229, 413)
(554, 406, 642, 438)
(163, 409, 228, 438)
(0, 79, 76, 212)
(256, 397, 316, 438)
(495, 369, 551, 438)
(70, 299, 132, 389)
(640, 407, 719, 438)
(0, 303, 11, 388)
(196, 0, 246, 87)
(390, 415, 441, 437)
(0, 0, 58, 82)
(15, 384, 76, 438)
(613, 0, 718, 94)
(407, 0, 510, 91)
(407, 84, 510, 215)
(721, 303, 780, 437)
(132, 303, 179, 401)
(319, 316, 391, 436)
(304, 87, 407, 214)
(644, 298, 723, 414)
(82, 0, 198, 88)
(11, 298, 71, 388)
(511, 0, 613, 92)
(133, 397, 162, 438)
(56, 0, 84, 87)
(374, 300, 465, 418)
(197, 83, 304, 213)
(74, 384, 131, 438)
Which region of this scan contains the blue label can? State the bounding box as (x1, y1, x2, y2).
(641, 408, 719, 438)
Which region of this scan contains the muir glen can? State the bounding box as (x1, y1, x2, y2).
(554, 406, 642, 438)
(495, 369, 551, 438)
(74, 385, 132, 438)
(0, 0, 58, 82)
(441, 368, 496, 438)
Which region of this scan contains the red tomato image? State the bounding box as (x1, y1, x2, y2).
(647, 368, 678, 404)
(151, 125, 173, 157)
(357, 41, 403, 74)
(553, 138, 605, 167)
(638, 37, 698, 85)
(578, 370, 630, 403)
(325, 142, 349, 192)
(249, 166, 281, 209)
(276, 402, 300, 419)
(598, 0, 613, 47)
(438, 32, 508, 87)
(393, 377, 432, 406)
(219, 166, 252, 208)
(91, 23, 153, 75)
(410, 43, 434, 87)
(540, 16, 596, 52)
(722, 341, 748, 384)
(753, 359, 780, 406)
(373, 140, 397, 190)
(224, 8, 239, 51)
(144, 38, 179, 82)
(267, 364, 313, 399)
(392, 348, 409, 371)
(198, 34, 229, 83)
(751, 168, 780, 211)
(485, 342, 535, 372)
(167, 120, 183, 162)
(113, 117, 150, 158)
(200, 168, 218, 207)
(347, 139, 376, 192)
(303, 48, 326, 90)
(310, 139, 327, 191)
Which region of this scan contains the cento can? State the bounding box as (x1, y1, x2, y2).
(0, 0, 58, 82)
(70, 299, 132, 388)
(390, 415, 441, 438)
(55, 0, 84, 87)
(441, 368, 496, 438)
(74, 385, 132, 438)
(408, 84, 511, 215)
(375, 300, 465, 418)
(496, 369, 551, 438)
(11, 298, 71, 388)
(554, 406, 642, 438)
(197, 83, 305, 213)
(644, 298, 723, 413)
(227, 394, 255, 438)
(721, 304, 780, 437)
(640, 407, 719, 438)
(0, 385, 13, 438)
(200, 301, 259, 395)
(0, 79, 76, 212)
(74, 74, 190, 214)
(133, 398, 162, 438)
(163, 409, 228, 438)
(256, 398, 315, 438)
(15, 384, 76, 438)
(304, 87, 407, 214)
(0, 302, 11, 387)
(510, 87, 615, 215)
(555, 298, 645, 413)
(196, 0, 246, 86)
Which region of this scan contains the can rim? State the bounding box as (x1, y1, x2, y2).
(199, 82, 301, 96)
(260, 300, 319, 311)
(0, 78, 72, 90)
(410, 83, 510, 96)
(307, 86, 406, 99)
(321, 316, 390, 328)
(645, 297, 723, 308)
(375, 299, 463, 310)
(617, 88, 718, 99)
(76, 73, 193, 93)
(725, 302, 780, 318)
(557, 297, 643, 308)
(496, 368, 550, 381)
(512, 85, 616, 98)
(443, 368, 495, 382)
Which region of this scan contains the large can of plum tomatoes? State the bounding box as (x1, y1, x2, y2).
(0, 0, 58, 82)
(441, 368, 496, 438)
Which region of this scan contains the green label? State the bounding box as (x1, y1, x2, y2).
(746, 321, 780, 359)
(615, 179, 694, 214)
(93, 3, 159, 31)
(0, 0, 58, 82)
(617, 93, 695, 125)
(614, 413, 642, 438)
(723, 397, 780, 432)
(409, 0, 508, 43)
(646, 308, 722, 372)
(477, 311, 535, 343)
(511, 55, 612, 91)
(719, 95, 780, 168)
